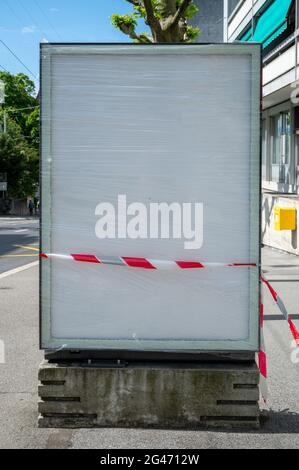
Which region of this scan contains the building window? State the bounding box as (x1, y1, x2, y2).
(262, 119, 267, 180)
(283, 112, 291, 165)
(272, 115, 280, 165)
(296, 132, 299, 186)
(270, 111, 291, 183)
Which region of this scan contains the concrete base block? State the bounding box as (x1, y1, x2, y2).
(38, 360, 260, 429)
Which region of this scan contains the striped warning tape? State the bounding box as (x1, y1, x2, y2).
(258, 292, 267, 402)
(261, 275, 299, 344)
(40, 253, 257, 270)
(40, 253, 299, 402)
(258, 275, 299, 402)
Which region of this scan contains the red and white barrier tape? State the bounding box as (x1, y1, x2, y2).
(41, 252, 299, 402)
(258, 293, 267, 402)
(40, 253, 256, 270)
(261, 275, 299, 345)
(258, 275, 299, 402)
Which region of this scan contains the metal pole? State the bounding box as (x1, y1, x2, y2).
(251, 0, 254, 39)
(0, 81, 4, 132)
(223, 0, 228, 42)
(294, 0, 299, 188)
(296, 0, 299, 82)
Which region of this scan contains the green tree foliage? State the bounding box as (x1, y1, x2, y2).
(0, 72, 39, 144)
(0, 122, 38, 198)
(111, 0, 200, 43)
(0, 72, 39, 198)
(25, 106, 40, 150)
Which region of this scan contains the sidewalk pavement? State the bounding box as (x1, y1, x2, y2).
(0, 247, 298, 449)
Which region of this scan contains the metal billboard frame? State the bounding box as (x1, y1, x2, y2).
(40, 43, 261, 357)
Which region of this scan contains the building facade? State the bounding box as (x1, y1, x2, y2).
(226, 0, 299, 254)
(226, 0, 297, 193)
(192, 0, 224, 42)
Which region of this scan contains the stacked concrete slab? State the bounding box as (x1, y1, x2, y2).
(38, 361, 260, 429)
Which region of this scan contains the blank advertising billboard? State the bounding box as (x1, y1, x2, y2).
(40, 44, 261, 353)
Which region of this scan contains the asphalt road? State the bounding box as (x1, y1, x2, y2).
(0, 217, 39, 273)
(0, 217, 298, 448)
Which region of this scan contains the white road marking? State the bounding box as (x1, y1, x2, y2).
(0, 261, 39, 280)
(0, 218, 26, 221)
(14, 229, 28, 233)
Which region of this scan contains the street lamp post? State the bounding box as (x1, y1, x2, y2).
(3, 109, 6, 133)
(0, 80, 6, 132)
(0, 80, 8, 205)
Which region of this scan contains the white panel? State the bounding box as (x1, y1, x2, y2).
(228, 0, 252, 38)
(228, 0, 262, 39)
(228, 0, 267, 41)
(41, 45, 260, 351)
(263, 46, 295, 86)
(263, 70, 296, 100)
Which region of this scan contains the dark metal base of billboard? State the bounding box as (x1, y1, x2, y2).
(38, 359, 260, 429)
(44, 349, 256, 364)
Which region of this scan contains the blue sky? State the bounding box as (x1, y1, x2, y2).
(0, 0, 141, 88)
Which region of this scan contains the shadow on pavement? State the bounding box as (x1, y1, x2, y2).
(209, 409, 299, 434)
(259, 409, 299, 433)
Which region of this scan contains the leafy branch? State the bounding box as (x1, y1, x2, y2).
(110, 0, 200, 43)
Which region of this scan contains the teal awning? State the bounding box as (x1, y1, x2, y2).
(240, 27, 253, 42)
(239, 0, 293, 48)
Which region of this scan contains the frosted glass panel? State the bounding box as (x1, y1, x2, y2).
(41, 45, 260, 351)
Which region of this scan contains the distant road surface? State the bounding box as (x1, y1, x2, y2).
(0, 217, 39, 274)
